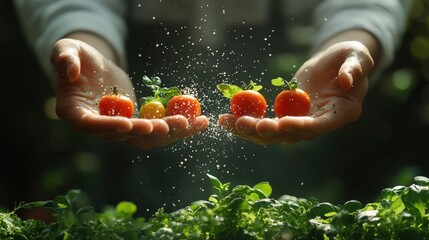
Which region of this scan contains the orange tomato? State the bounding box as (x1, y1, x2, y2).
(274, 89, 310, 117)
(139, 101, 166, 119)
(166, 95, 201, 120)
(98, 86, 134, 118)
(230, 90, 267, 118)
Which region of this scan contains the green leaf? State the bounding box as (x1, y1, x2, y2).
(331, 210, 354, 226)
(152, 76, 161, 86)
(271, 77, 285, 87)
(140, 76, 180, 107)
(252, 198, 273, 210)
(381, 199, 391, 209)
(401, 184, 428, 218)
(64, 189, 83, 204)
(76, 206, 96, 224)
(390, 195, 405, 215)
(342, 200, 362, 212)
(206, 173, 222, 191)
(140, 96, 155, 106)
(222, 182, 231, 192)
(324, 211, 337, 217)
(216, 84, 242, 99)
(159, 87, 180, 106)
(309, 202, 338, 218)
(116, 201, 137, 218)
(142, 75, 152, 85)
(227, 197, 245, 210)
(414, 176, 429, 186)
(208, 195, 218, 204)
(20, 201, 50, 209)
(248, 192, 261, 201)
(54, 196, 71, 209)
(253, 182, 272, 198)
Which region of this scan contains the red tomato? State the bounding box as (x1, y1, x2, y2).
(139, 101, 166, 119)
(230, 90, 267, 118)
(166, 95, 201, 120)
(98, 86, 134, 118)
(274, 89, 310, 117)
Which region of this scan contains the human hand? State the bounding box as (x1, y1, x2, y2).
(218, 41, 374, 145)
(51, 38, 209, 149)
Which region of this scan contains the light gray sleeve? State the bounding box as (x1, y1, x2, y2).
(13, 0, 128, 79)
(312, 0, 414, 79)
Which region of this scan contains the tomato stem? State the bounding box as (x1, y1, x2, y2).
(271, 77, 298, 90)
(286, 78, 298, 90)
(111, 85, 119, 95)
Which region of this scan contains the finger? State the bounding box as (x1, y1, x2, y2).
(77, 113, 133, 134)
(256, 118, 278, 138)
(167, 115, 210, 139)
(189, 115, 210, 132)
(51, 40, 81, 81)
(338, 62, 355, 90)
(235, 116, 258, 134)
(277, 113, 349, 140)
(131, 118, 153, 135)
(162, 115, 210, 141)
(163, 115, 189, 134)
(218, 114, 238, 132)
(338, 56, 364, 90)
(218, 114, 270, 144)
(338, 49, 374, 91)
(149, 119, 170, 137)
(277, 116, 323, 135)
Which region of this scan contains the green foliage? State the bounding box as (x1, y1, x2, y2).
(1, 175, 428, 240)
(271, 77, 298, 90)
(217, 80, 263, 99)
(140, 75, 180, 107)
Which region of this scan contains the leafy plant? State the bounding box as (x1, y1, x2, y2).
(1, 175, 428, 240)
(140, 75, 180, 107)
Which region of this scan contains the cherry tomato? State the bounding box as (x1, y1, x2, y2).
(217, 81, 267, 118)
(272, 77, 310, 117)
(166, 95, 201, 120)
(98, 86, 134, 118)
(230, 90, 267, 118)
(139, 100, 166, 119)
(274, 88, 310, 117)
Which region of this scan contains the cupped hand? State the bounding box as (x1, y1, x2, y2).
(218, 41, 374, 145)
(51, 38, 209, 149)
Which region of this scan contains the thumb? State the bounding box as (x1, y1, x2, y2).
(338, 47, 374, 91)
(337, 57, 358, 90)
(50, 39, 81, 81)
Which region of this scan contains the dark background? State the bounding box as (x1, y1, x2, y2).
(1, 0, 428, 219)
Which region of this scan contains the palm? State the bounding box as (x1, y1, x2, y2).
(52, 39, 209, 149)
(296, 53, 368, 127)
(219, 41, 372, 145)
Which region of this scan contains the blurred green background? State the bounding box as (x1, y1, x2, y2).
(1, 1, 428, 219)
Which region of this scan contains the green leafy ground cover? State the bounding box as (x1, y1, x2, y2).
(1, 175, 428, 240)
